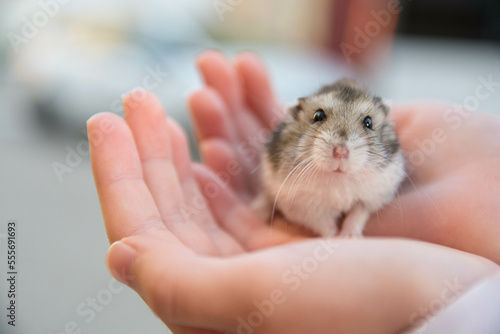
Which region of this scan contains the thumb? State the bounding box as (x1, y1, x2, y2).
(106, 232, 252, 332)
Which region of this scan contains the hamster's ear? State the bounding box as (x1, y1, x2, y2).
(381, 98, 393, 115)
(290, 97, 305, 120)
(373, 96, 391, 115)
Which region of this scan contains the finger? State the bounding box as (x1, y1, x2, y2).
(165, 117, 194, 183)
(192, 163, 263, 250)
(192, 164, 302, 250)
(196, 50, 242, 113)
(200, 139, 260, 203)
(188, 88, 233, 141)
(107, 234, 255, 332)
(123, 90, 216, 255)
(166, 118, 245, 256)
(195, 51, 266, 172)
(199, 138, 253, 199)
(227, 104, 267, 175)
(167, 324, 222, 334)
(366, 168, 500, 264)
(188, 88, 260, 195)
(108, 233, 499, 333)
(235, 52, 285, 129)
(87, 112, 174, 243)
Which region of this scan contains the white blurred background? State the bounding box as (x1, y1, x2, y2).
(0, 0, 499, 333)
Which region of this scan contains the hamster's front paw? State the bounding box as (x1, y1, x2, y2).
(337, 206, 369, 238)
(322, 223, 338, 238)
(337, 228, 364, 239)
(310, 221, 338, 238)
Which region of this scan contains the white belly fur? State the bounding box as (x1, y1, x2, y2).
(260, 153, 405, 236)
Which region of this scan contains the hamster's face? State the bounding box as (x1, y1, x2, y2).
(286, 86, 400, 175)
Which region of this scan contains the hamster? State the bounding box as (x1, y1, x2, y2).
(256, 79, 405, 237)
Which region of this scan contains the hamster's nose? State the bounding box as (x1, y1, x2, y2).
(333, 145, 349, 159)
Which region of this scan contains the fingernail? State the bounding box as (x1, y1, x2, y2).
(123, 88, 149, 113)
(86, 113, 100, 126)
(106, 241, 137, 287)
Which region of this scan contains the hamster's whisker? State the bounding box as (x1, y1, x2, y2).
(294, 161, 321, 214)
(367, 150, 403, 169)
(270, 157, 314, 226)
(364, 159, 404, 215)
(390, 178, 405, 213)
(365, 150, 435, 213)
(301, 134, 321, 141)
(285, 160, 316, 212)
(288, 162, 319, 213)
(284, 163, 308, 209)
(280, 158, 316, 219)
(301, 133, 329, 146)
(292, 145, 313, 150)
(291, 151, 309, 169)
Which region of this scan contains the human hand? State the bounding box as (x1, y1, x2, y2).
(189, 51, 500, 264)
(87, 84, 315, 334)
(89, 89, 498, 334)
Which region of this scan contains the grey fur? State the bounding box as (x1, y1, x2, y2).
(266, 78, 401, 173)
(258, 79, 406, 237)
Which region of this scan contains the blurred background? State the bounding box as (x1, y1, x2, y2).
(1, 0, 499, 333)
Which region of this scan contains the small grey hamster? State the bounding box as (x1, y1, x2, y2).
(256, 79, 405, 237)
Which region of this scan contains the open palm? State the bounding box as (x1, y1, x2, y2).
(190, 51, 500, 264)
(88, 51, 500, 334)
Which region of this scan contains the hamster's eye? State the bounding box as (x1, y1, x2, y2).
(363, 116, 373, 129)
(313, 109, 326, 123)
